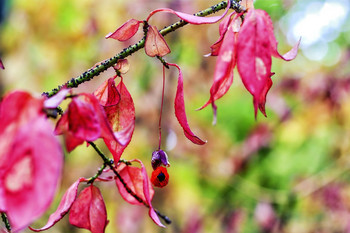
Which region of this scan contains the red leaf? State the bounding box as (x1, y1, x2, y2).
(199, 14, 241, 123)
(94, 77, 135, 162)
(115, 163, 154, 206)
(0, 117, 63, 232)
(94, 77, 121, 107)
(205, 12, 236, 57)
(257, 10, 300, 61)
(237, 9, 273, 118)
(132, 159, 165, 227)
(54, 113, 85, 152)
(145, 25, 171, 57)
(55, 93, 123, 152)
(29, 178, 86, 232)
(115, 160, 164, 227)
(69, 185, 108, 233)
(67, 97, 101, 141)
(146, 0, 231, 24)
(105, 19, 141, 41)
(168, 63, 206, 145)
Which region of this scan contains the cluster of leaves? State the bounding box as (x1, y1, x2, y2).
(0, 0, 300, 232)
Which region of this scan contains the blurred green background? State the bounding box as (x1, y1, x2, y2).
(1, 0, 350, 232)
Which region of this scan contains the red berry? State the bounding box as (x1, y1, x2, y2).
(151, 167, 169, 188)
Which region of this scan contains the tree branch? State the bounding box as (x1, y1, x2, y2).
(43, 0, 242, 98)
(87, 141, 171, 224)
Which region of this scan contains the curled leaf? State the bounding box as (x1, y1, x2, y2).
(105, 19, 141, 41)
(114, 59, 130, 74)
(69, 185, 108, 233)
(145, 25, 171, 57)
(29, 178, 86, 232)
(146, 0, 231, 24)
(258, 10, 300, 61)
(168, 63, 206, 145)
(94, 77, 121, 107)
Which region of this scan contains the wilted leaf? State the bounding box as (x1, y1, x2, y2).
(145, 25, 171, 57)
(168, 63, 206, 145)
(114, 59, 130, 74)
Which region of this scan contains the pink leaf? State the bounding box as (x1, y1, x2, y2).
(0, 117, 63, 232)
(69, 185, 108, 233)
(237, 9, 273, 118)
(199, 14, 241, 123)
(146, 0, 231, 24)
(145, 25, 171, 57)
(257, 10, 300, 61)
(29, 178, 86, 232)
(115, 163, 154, 206)
(168, 63, 206, 145)
(105, 19, 141, 41)
(94, 77, 135, 162)
(0, 91, 44, 135)
(43, 88, 70, 109)
(131, 159, 165, 228)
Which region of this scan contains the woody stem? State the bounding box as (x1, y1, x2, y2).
(88, 141, 171, 224)
(43, 0, 242, 98)
(1, 212, 11, 233)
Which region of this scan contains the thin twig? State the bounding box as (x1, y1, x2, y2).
(44, 1, 242, 98)
(87, 163, 107, 184)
